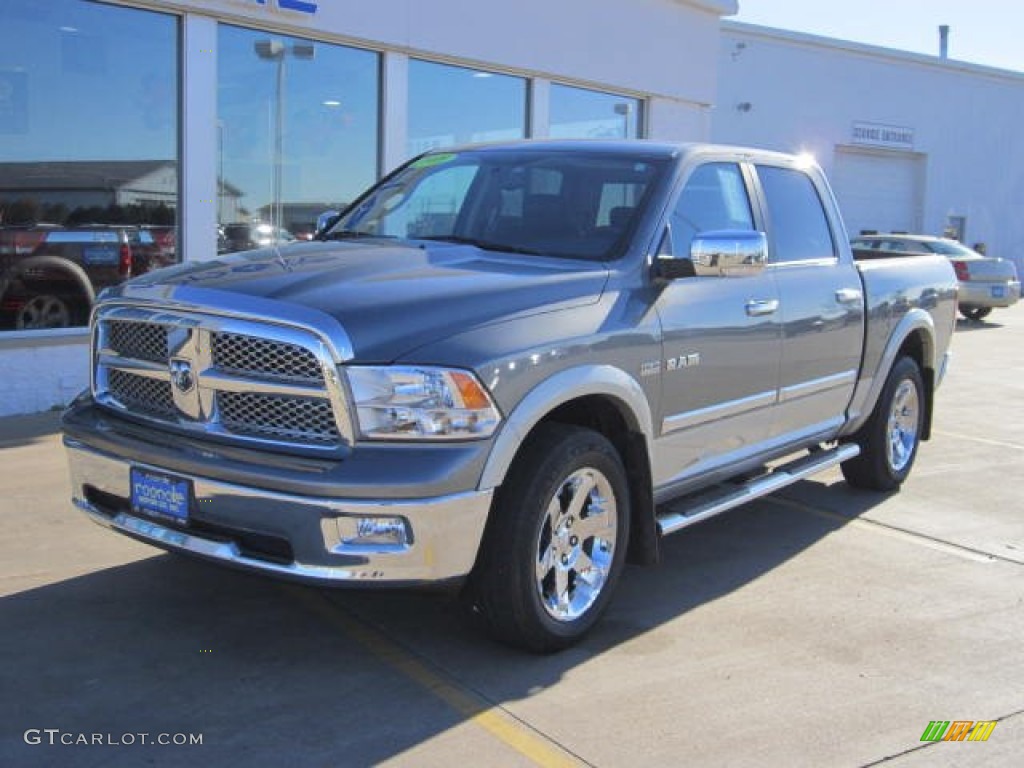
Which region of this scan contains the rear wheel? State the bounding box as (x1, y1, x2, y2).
(959, 306, 992, 321)
(464, 423, 630, 653)
(841, 356, 924, 491)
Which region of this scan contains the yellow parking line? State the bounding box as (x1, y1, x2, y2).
(287, 586, 586, 768)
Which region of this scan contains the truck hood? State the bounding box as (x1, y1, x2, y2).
(116, 240, 609, 362)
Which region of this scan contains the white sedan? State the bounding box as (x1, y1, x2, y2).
(852, 234, 1020, 321)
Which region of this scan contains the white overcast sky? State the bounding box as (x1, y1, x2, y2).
(732, 0, 1023, 73)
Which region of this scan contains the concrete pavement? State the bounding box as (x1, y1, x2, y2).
(1, 305, 1022, 767)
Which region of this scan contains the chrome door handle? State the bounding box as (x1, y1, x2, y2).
(745, 299, 779, 317)
(835, 288, 863, 304)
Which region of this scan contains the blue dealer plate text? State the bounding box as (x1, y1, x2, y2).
(130, 468, 191, 522)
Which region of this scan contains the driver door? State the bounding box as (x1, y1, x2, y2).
(651, 161, 782, 490)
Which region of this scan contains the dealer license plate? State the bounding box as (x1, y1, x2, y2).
(991, 285, 1006, 299)
(82, 245, 118, 265)
(130, 467, 192, 523)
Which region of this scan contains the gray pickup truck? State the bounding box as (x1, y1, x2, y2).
(63, 141, 957, 651)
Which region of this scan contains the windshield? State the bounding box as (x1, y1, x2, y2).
(325, 148, 670, 261)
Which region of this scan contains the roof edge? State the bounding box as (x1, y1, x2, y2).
(722, 20, 1024, 81)
(677, 0, 738, 17)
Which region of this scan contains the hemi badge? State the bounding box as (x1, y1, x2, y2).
(640, 361, 662, 377)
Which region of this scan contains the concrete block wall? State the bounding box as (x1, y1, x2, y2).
(0, 333, 89, 418)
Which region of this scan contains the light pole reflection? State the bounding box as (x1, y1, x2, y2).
(614, 102, 633, 140)
(254, 38, 314, 238)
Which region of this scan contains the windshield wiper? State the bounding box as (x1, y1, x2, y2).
(320, 229, 390, 241)
(417, 235, 545, 256)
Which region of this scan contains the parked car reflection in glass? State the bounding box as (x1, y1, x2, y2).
(219, 222, 296, 253)
(0, 223, 180, 330)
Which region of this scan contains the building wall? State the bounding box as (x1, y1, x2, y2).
(7, 5, 1024, 419)
(117, 166, 179, 207)
(0, 331, 90, 415)
(714, 22, 1024, 272)
(0, 0, 735, 417)
(181, 0, 731, 114)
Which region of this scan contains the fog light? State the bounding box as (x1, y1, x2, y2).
(337, 516, 410, 549)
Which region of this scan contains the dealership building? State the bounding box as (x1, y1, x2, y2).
(716, 21, 1024, 261)
(1, 0, 1022, 416)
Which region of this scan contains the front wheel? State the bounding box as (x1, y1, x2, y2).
(464, 424, 630, 653)
(841, 356, 924, 491)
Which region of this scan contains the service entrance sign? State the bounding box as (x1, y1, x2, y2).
(851, 121, 915, 151)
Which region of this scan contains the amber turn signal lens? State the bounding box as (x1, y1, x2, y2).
(450, 371, 492, 410)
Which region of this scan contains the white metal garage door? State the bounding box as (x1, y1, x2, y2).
(830, 148, 924, 237)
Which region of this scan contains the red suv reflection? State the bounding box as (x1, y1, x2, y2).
(0, 224, 176, 330)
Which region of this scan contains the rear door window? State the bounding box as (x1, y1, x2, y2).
(756, 166, 836, 263)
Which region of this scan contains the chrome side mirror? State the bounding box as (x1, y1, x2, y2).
(691, 230, 768, 277)
(315, 210, 341, 236)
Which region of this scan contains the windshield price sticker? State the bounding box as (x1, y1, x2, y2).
(411, 153, 458, 169)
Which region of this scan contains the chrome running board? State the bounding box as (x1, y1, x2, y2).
(655, 443, 860, 536)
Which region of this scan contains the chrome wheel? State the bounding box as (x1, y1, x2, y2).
(16, 295, 71, 329)
(841, 356, 925, 492)
(535, 467, 618, 622)
(886, 378, 920, 472)
(465, 424, 630, 652)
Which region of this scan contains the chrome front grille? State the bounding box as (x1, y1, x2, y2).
(108, 320, 169, 363)
(107, 369, 176, 417)
(219, 391, 339, 444)
(213, 332, 323, 383)
(93, 305, 352, 453)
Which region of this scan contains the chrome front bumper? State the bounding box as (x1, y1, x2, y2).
(65, 435, 492, 586)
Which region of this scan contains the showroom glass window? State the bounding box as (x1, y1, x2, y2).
(0, 0, 179, 332)
(549, 84, 642, 140)
(407, 60, 527, 157)
(218, 26, 379, 247)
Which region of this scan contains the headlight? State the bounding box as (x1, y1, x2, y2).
(346, 366, 502, 440)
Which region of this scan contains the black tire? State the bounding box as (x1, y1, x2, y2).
(13, 255, 95, 330)
(841, 356, 925, 492)
(464, 423, 631, 653)
(959, 306, 992, 321)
